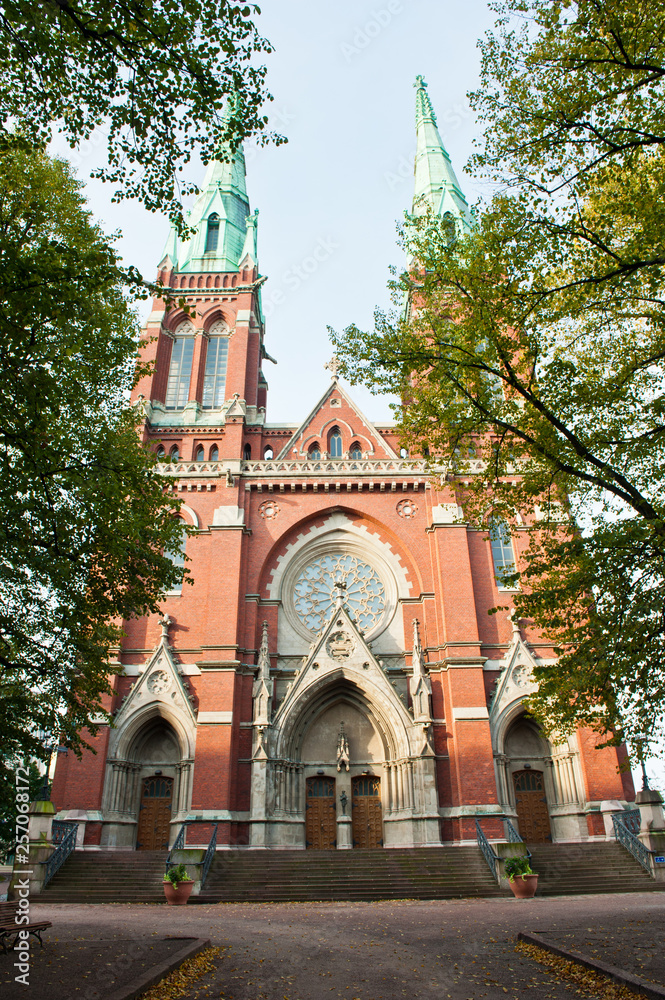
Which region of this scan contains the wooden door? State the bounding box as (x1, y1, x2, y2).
(305, 776, 336, 849)
(352, 775, 383, 848)
(136, 776, 173, 850)
(513, 770, 552, 843)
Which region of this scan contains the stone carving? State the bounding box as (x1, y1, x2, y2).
(253, 621, 273, 729)
(512, 664, 532, 689)
(337, 722, 350, 771)
(409, 619, 432, 724)
(147, 669, 171, 695)
(396, 498, 418, 518)
(326, 630, 355, 661)
(258, 500, 280, 520)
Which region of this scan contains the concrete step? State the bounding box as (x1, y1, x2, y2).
(40, 841, 665, 903)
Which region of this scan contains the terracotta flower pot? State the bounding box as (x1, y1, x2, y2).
(163, 878, 195, 905)
(508, 873, 538, 898)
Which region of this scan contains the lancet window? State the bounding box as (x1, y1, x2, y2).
(202, 334, 228, 409)
(165, 329, 194, 409)
(489, 517, 516, 587)
(205, 213, 220, 253)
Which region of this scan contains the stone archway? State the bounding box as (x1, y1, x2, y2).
(102, 712, 194, 849)
(249, 605, 441, 851)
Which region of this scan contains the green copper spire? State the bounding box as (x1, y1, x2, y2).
(412, 75, 470, 226)
(159, 146, 253, 273)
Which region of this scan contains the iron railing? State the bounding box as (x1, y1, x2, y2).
(165, 823, 188, 873)
(475, 819, 500, 883)
(620, 809, 641, 836)
(504, 819, 532, 860)
(613, 813, 653, 876)
(51, 820, 78, 846)
(42, 823, 78, 887)
(201, 824, 218, 888)
(165, 822, 218, 889)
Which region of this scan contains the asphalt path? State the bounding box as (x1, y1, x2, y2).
(2, 891, 665, 1000)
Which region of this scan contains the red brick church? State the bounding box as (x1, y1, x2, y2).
(52, 78, 634, 852)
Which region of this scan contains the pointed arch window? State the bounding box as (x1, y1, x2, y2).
(194, 445, 204, 462)
(155, 446, 165, 461)
(166, 518, 188, 594)
(165, 328, 195, 409)
(489, 517, 516, 588)
(308, 443, 321, 460)
(264, 446, 274, 460)
(169, 445, 179, 462)
(243, 444, 251, 461)
(202, 332, 228, 409)
(205, 213, 220, 253)
(349, 442, 362, 460)
(329, 427, 342, 458)
(209, 445, 219, 461)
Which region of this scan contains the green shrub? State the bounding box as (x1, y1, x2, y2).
(504, 855, 534, 881)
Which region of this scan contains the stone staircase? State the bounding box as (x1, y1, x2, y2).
(42, 850, 167, 903)
(198, 847, 502, 903)
(39, 841, 664, 904)
(527, 841, 663, 895)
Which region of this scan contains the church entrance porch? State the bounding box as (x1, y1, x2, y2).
(305, 776, 337, 849)
(351, 775, 383, 848)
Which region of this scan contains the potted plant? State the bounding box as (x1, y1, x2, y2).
(163, 863, 195, 905)
(504, 854, 538, 898)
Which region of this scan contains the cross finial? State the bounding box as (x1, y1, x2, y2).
(324, 355, 341, 380)
(415, 74, 426, 88)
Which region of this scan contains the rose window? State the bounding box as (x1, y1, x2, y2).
(293, 554, 385, 633)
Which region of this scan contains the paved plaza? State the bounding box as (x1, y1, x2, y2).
(2, 891, 665, 1000)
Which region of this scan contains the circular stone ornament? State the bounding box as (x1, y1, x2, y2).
(258, 500, 280, 520)
(147, 669, 171, 695)
(396, 499, 418, 518)
(293, 554, 385, 634)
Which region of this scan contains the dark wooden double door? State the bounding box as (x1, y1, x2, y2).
(513, 769, 552, 843)
(136, 775, 173, 850)
(305, 775, 383, 850)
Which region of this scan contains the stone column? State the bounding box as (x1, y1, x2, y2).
(636, 789, 665, 881)
(9, 800, 56, 899)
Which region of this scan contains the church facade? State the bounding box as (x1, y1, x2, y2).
(52, 79, 634, 852)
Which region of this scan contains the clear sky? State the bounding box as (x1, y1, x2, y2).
(52, 0, 664, 792)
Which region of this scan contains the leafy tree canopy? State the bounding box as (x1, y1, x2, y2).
(331, 0, 665, 755)
(0, 136, 188, 768)
(0, 1, 280, 227)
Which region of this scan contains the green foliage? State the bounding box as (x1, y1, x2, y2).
(331, 1, 665, 753)
(504, 854, 534, 881)
(164, 863, 192, 885)
(0, 1, 281, 227)
(0, 761, 42, 861)
(0, 136, 189, 765)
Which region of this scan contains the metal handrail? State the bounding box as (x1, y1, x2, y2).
(165, 822, 188, 873)
(505, 819, 532, 860)
(52, 821, 78, 846)
(200, 824, 218, 887)
(475, 819, 500, 883)
(621, 809, 641, 836)
(613, 813, 654, 876)
(42, 824, 78, 887)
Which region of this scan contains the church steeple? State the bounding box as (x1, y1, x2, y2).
(160, 148, 254, 273)
(413, 76, 470, 226)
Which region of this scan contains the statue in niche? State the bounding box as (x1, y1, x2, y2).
(337, 721, 350, 772)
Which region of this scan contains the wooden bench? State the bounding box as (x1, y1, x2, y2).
(0, 900, 51, 954)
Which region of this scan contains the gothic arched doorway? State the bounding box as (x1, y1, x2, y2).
(305, 776, 336, 849)
(352, 774, 383, 848)
(512, 769, 551, 843)
(137, 775, 173, 850)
